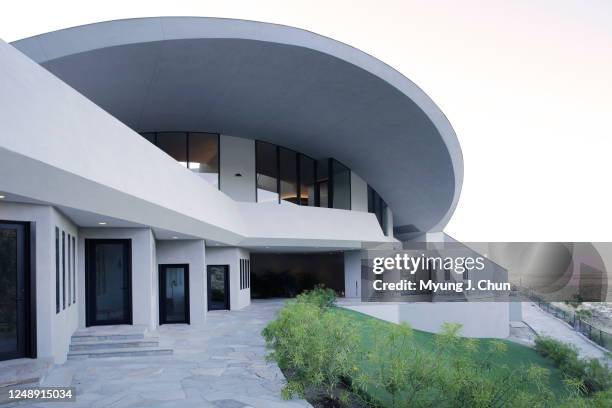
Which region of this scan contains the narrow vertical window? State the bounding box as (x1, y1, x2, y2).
(55, 227, 60, 313)
(62, 231, 66, 310)
(72, 236, 76, 303)
(67, 234, 71, 305)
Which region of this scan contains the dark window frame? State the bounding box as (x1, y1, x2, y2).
(62, 231, 66, 310)
(158, 264, 190, 325)
(55, 227, 60, 314)
(85, 239, 133, 327)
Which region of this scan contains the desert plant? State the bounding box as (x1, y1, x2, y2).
(534, 336, 612, 395)
(295, 285, 337, 309)
(262, 298, 358, 403)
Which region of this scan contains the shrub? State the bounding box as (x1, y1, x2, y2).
(534, 336, 612, 394)
(295, 285, 337, 309)
(262, 298, 358, 403)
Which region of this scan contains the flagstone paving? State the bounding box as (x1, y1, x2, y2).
(9, 300, 310, 408)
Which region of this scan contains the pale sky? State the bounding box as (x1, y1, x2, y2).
(2, 0, 611, 242)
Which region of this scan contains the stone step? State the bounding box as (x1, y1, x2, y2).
(0, 358, 53, 389)
(69, 339, 159, 352)
(70, 325, 148, 343)
(71, 333, 146, 343)
(67, 347, 173, 360)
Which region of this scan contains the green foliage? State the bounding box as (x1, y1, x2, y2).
(262, 298, 358, 402)
(534, 336, 612, 395)
(565, 294, 584, 308)
(264, 298, 611, 407)
(295, 285, 337, 309)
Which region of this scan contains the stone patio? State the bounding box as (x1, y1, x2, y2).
(7, 300, 311, 408)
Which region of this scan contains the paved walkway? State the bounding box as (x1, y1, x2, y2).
(522, 302, 607, 360)
(15, 300, 310, 408)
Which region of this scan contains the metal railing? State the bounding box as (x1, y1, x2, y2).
(523, 290, 612, 352)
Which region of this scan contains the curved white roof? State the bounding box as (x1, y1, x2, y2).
(13, 17, 463, 233)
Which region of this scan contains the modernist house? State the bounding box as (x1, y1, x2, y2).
(0, 17, 465, 364)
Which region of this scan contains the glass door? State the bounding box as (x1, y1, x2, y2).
(85, 239, 132, 326)
(207, 265, 229, 310)
(0, 222, 29, 361)
(159, 264, 189, 324)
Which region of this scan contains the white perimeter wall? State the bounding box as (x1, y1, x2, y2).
(206, 247, 251, 310)
(0, 202, 79, 363)
(156, 240, 207, 326)
(219, 135, 256, 202)
(344, 302, 510, 338)
(78, 228, 157, 330)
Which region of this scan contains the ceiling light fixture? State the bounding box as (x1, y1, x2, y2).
(0, 195, 5, 199)
(98, 222, 107, 225)
(172, 236, 179, 239)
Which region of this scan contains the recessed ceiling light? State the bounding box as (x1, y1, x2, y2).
(98, 222, 107, 225)
(0, 195, 5, 199)
(172, 236, 179, 239)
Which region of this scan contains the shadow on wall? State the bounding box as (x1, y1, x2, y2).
(250, 252, 344, 298)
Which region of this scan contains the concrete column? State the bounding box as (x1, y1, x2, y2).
(156, 240, 207, 325)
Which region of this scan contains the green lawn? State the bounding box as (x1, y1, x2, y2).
(334, 307, 570, 402)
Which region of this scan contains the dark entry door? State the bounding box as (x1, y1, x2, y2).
(85, 239, 132, 326)
(0, 222, 29, 361)
(207, 265, 229, 310)
(159, 264, 189, 324)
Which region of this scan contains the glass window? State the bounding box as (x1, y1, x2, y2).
(67, 234, 71, 305)
(140, 132, 156, 145)
(157, 132, 187, 166)
(279, 148, 298, 205)
(368, 186, 387, 232)
(55, 227, 60, 314)
(332, 160, 351, 210)
(316, 159, 329, 208)
(256, 142, 279, 203)
(188, 132, 219, 188)
(299, 155, 315, 206)
(62, 231, 66, 310)
(72, 236, 76, 303)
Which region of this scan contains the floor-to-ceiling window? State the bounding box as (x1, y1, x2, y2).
(331, 160, 351, 210)
(316, 159, 329, 208)
(140, 132, 220, 188)
(368, 185, 388, 232)
(299, 155, 316, 206)
(256, 141, 279, 203)
(188, 132, 219, 188)
(279, 147, 298, 205)
(156, 132, 188, 167)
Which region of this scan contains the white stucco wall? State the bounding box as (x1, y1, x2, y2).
(398, 302, 510, 338)
(220, 135, 256, 202)
(350, 172, 368, 212)
(78, 228, 157, 330)
(343, 302, 510, 338)
(156, 240, 207, 326)
(206, 247, 251, 310)
(0, 202, 79, 363)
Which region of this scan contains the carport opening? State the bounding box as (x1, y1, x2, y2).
(250, 252, 344, 298)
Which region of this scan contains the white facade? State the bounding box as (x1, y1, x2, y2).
(0, 17, 489, 366)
